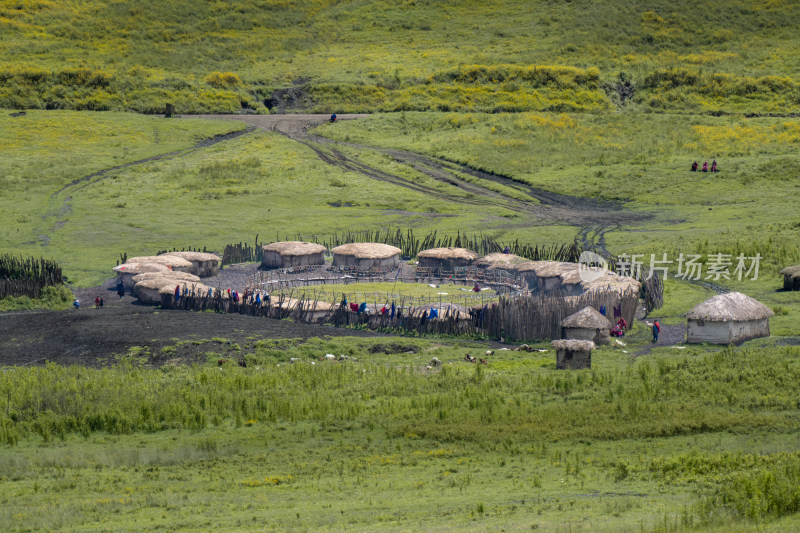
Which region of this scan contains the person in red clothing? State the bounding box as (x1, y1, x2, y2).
(702, 161, 708, 172)
(652, 320, 661, 343)
(710, 160, 718, 173)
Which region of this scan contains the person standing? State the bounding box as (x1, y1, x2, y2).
(652, 320, 661, 343)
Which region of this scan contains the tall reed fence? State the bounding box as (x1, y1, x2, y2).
(0, 254, 63, 299)
(161, 285, 638, 343)
(221, 230, 581, 266)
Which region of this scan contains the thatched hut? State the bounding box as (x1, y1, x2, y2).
(331, 243, 401, 268)
(159, 283, 215, 300)
(136, 278, 208, 305)
(685, 292, 774, 345)
(132, 271, 201, 285)
(473, 252, 528, 271)
(551, 339, 595, 370)
(161, 252, 221, 277)
(417, 247, 479, 270)
(126, 255, 193, 273)
(780, 265, 800, 291)
(113, 262, 171, 289)
(561, 307, 612, 345)
(517, 261, 573, 293)
(261, 242, 326, 269)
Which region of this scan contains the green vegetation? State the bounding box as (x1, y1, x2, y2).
(280, 281, 497, 306)
(2, 1, 800, 113)
(0, 285, 73, 312)
(2, 338, 800, 531)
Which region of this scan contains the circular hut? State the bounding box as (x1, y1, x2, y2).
(473, 252, 528, 271)
(561, 307, 612, 345)
(417, 248, 479, 270)
(132, 271, 200, 285)
(126, 255, 193, 273)
(685, 292, 774, 345)
(113, 262, 171, 289)
(261, 241, 326, 269)
(551, 339, 595, 370)
(331, 243, 401, 269)
(135, 278, 207, 305)
(161, 252, 221, 277)
(780, 265, 800, 291)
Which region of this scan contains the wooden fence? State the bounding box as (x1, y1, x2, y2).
(161, 285, 639, 343)
(0, 254, 63, 299)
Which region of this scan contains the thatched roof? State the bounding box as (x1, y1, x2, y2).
(685, 292, 774, 322)
(262, 241, 326, 256)
(473, 253, 528, 269)
(113, 262, 170, 274)
(162, 251, 220, 263)
(135, 277, 193, 291)
(158, 282, 211, 295)
(126, 255, 193, 269)
(331, 243, 401, 259)
(132, 271, 201, 284)
(551, 339, 595, 351)
(582, 273, 641, 295)
(780, 265, 800, 278)
(515, 261, 567, 276)
(562, 307, 612, 329)
(418, 247, 479, 261)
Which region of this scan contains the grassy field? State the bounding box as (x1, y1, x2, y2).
(2, 336, 800, 531)
(1, 1, 800, 114)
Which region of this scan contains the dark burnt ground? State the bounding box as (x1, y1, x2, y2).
(0, 297, 382, 368)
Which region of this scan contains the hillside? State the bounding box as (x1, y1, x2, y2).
(2, 0, 800, 114)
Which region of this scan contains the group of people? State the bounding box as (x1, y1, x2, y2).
(691, 160, 718, 173)
(603, 308, 660, 343)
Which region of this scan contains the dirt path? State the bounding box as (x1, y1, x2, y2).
(185, 114, 651, 260)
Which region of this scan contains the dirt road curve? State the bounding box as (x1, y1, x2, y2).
(184, 114, 650, 258)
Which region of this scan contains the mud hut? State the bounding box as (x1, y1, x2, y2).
(516, 261, 573, 293)
(331, 243, 401, 268)
(131, 271, 201, 285)
(126, 255, 193, 273)
(113, 262, 171, 289)
(417, 247, 479, 270)
(135, 278, 207, 305)
(685, 292, 774, 345)
(561, 307, 612, 345)
(473, 252, 528, 271)
(551, 339, 595, 370)
(261, 241, 326, 269)
(780, 265, 800, 291)
(161, 252, 221, 277)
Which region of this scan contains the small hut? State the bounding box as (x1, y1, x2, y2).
(417, 247, 479, 270)
(126, 255, 193, 273)
(113, 262, 171, 289)
(561, 307, 612, 345)
(331, 243, 401, 268)
(132, 271, 201, 285)
(261, 242, 326, 269)
(685, 292, 774, 345)
(551, 339, 595, 370)
(161, 252, 221, 277)
(780, 265, 800, 291)
(136, 278, 207, 305)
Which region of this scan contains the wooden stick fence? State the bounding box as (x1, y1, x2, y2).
(0, 254, 63, 299)
(161, 284, 639, 343)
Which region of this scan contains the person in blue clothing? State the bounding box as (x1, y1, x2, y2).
(73, 298, 80, 309)
(652, 320, 661, 343)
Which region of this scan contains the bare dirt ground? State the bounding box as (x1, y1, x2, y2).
(0, 290, 383, 368)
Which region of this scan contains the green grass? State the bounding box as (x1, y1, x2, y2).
(0, 285, 73, 312)
(3, 339, 800, 531)
(2, 1, 800, 113)
(280, 281, 498, 307)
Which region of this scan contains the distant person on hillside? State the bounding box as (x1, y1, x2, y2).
(503, 246, 511, 254)
(95, 296, 100, 308)
(691, 161, 698, 171)
(711, 160, 718, 173)
(652, 320, 661, 343)
(702, 161, 708, 172)
(330, 113, 337, 123)
(473, 282, 480, 293)
(99, 297, 104, 308)
(116, 281, 125, 298)
(73, 298, 80, 310)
